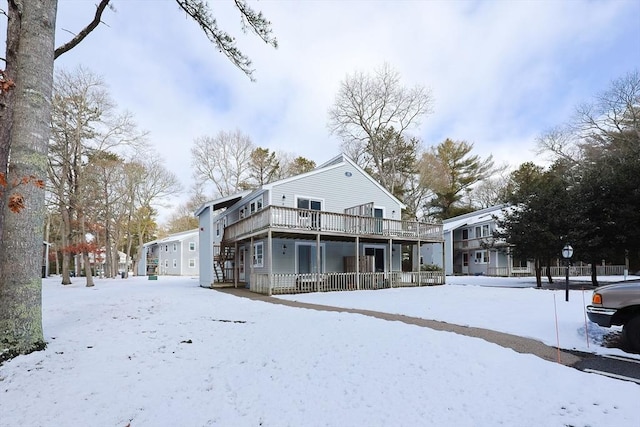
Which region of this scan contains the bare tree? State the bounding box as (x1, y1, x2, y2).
(328, 63, 433, 169)
(0, 0, 276, 361)
(467, 170, 511, 209)
(537, 70, 640, 163)
(191, 129, 254, 197)
(535, 125, 582, 164)
(126, 153, 182, 275)
(48, 67, 145, 285)
(163, 191, 207, 234)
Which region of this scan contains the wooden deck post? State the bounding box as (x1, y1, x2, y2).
(356, 236, 360, 290)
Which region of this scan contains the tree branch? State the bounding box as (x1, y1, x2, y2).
(54, 0, 111, 60)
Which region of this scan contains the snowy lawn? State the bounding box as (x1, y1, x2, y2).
(0, 275, 638, 427)
(279, 275, 640, 360)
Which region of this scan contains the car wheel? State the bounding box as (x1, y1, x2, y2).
(622, 315, 640, 352)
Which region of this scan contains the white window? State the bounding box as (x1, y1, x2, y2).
(474, 250, 489, 264)
(463, 253, 469, 267)
(189, 242, 196, 251)
(165, 245, 168, 252)
(189, 259, 196, 268)
(475, 225, 490, 238)
(249, 196, 263, 214)
(216, 220, 220, 237)
(164, 260, 169, 268)
(173, 243, 177, 252)
(173, 259, 177, 268)
(253, 242, 264, 267)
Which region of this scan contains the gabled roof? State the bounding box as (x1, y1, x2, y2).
(262, 153, 406, 209)
(194, 153, 406, 217)
(143, 229, 199, 247)
(194, 190, 253, 217)
(442, 204, 508, 233)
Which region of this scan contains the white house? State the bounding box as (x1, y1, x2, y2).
(195, 154, 445, 295)
(423, 205, 533, 276)
(137, 229, 199, 276)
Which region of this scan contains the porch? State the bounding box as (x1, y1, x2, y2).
(250, 271, 445, 296)
(224, 205, 443, 242)
(209, 206, 445, 294)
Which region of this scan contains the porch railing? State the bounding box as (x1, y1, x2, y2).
(250, 271, 445, 295)
(224, 206, 443, 242)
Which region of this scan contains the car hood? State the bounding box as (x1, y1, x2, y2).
(593, 282, 640, 293)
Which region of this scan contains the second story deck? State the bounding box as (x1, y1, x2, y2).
(222, 206, 443, 243)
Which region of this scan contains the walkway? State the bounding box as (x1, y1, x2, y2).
(216, 287, 582, 366)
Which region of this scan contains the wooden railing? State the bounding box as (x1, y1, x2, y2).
(250, 271, 445, 295)
(454, 237, 506, 250)
(224, 206, 443, 242)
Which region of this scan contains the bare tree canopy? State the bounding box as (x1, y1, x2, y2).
(328, 63, 433, 166)
(0, 0, 276, 362)
(537, 69, 640, 163)
(191, 129, 255, 197)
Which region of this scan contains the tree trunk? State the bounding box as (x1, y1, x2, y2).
(534, 258, 542, 288)
(0, 0, 58, 362)
(82, 251, 95, 287)
(591, 262, 599, 287)
(545, 261, 553, 284)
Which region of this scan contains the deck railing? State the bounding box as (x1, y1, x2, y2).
(224, 206, 442, 242)
(250, 271, 445, 295)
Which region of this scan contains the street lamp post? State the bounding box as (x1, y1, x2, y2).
(562, 244, 574, 302)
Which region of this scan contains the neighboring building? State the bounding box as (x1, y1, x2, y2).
(195, 154, 445, 295)
(138, 229, 199, 276)
(74, 249, 131, 277)
(424, 205, 533, 276)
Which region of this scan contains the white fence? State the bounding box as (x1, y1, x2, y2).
(250, 271, 445, 296)
(487, 265, 625, 277)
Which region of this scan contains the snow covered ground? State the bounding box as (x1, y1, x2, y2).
(1, 275, 638, 426)
(279, 275, 640, 360)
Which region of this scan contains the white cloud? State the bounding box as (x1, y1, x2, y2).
(4, 0, 639, 221)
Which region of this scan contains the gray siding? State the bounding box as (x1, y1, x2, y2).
(271, 163, 402, 217)
(199, 208, 213, 286)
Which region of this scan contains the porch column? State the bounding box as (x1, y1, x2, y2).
(441, 241, 446, 284)
(388, 238, 393, 288)
(234, 241, 238, 288)
(417, 239, 421, 286)
(316, 232, 321, 292)
(250, 236, 254, 292)
(267, 230, 273, 296)
(355, 236, 360, 290)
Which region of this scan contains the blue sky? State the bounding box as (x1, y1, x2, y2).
(3, 0, 639, 218)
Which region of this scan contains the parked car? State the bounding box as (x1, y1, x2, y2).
(586, 282, 640, 352)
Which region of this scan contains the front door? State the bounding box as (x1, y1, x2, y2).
(365, 246, 386, 272)
(373, 208, 383, 234)
(462, 252, 469, 275)
(238, 247, 245, 281)
(297, 244, 324, 274)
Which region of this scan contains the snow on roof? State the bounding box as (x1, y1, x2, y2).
(442, 205, 508, 233)
(144, 229, 198, 247)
